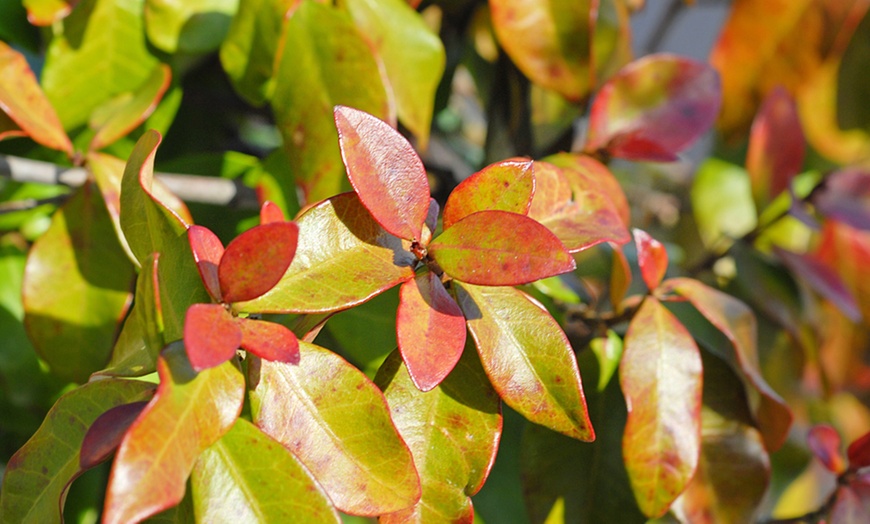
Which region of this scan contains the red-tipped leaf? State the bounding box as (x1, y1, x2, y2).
(429, 211, 575, 286)
(397, 272, 467, 391)
(442, 159, 535, 230)
(80, 401, 149, 469)
(260, 200, 286, 224)
(188, 225, 224, 303)
(634, 229, 668, 290)
(334, 105, 430, 241)
(808, 424, 847, 475)
(237, 317, 300, 365)
(219, 222, 299, 303)
(184, 303, 242, 372)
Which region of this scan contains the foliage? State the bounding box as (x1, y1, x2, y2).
(2, 1, 870, 523)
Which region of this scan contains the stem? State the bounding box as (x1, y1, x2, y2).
(643, 0, 685, 54)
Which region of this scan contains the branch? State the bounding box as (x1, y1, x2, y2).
(0, 154, 260, 212)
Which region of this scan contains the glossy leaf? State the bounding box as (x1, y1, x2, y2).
(343, 0, 445, 147)
(489, 0, 594, 101)
(249, 343, 420, 515)
(455, 283, 594, 440)
(813, 168, 870, 231)
(375, 349, 502, 523)
(808, 424, 847, 474)
(0, 379, 154, 523)
(585, 54, 721, 161)
(661, 277, 793, 451)
(633, 229, 668, 291)
(429, 211, 575, 286)
(237, 317, 300, 364)
(23, 0, 76, 25)
(184, 303, 242, 372)
(544, 153, 631, 226)
(848, 430, 870, 469)
(188, 225, 224, 303)
(272, 0, 390, 203)
(527, 160, 630, 252)
(104, 344, 245, 524)
(442, 159, 534, 230)
(41, 0, 161, 130)
(746, 86, 805, 208)
(334, 105, 429, 242)
(219, 222, 299, 303)
(80, 401, 149, 469)
(90, 63, 172, 151)
(144, 0, 237, 53)
(774, 246, 861, 322)
(23, 182, 135, 383)
(191, 418, 340, 523)
(237, 192, 416, 314)
(621, 297, 702, 518)
(0, 40, 72, 155)
(88, 152, 136, 264)
(691, 158, 757, 248)
(260, 200, 286, 224)
(397, 272, 467, 391)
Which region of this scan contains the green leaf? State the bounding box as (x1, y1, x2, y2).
(342, 0, 444, 147)
(691, 158, 757, 248)
(22, 182, 135, 383)
(590, 330, 623, 392)
(237, 192, 416, 314)
(145, 0, 238, 54)
(219, 222, 299, 303)
(191, 418, 340, 523)
(397, 271, 467, 391)
(324, 285, 399, 375)
(335, 105, 430, 242)
(272, 0, 390, 204)
(375, 349, 502, 523)
(104, 343, 245, 524)
(89, 64, 172, 151)
(41, 0, 161, 130)
(621, 297, 702, 518)
(660, 277, 793, 452)
(249, 343, 420, 515)
(454, 283, 594, 441)
(0, 41, 73, 155)
(430, 211, 575, 286)
(0, 379, 155, 523)
(88, 152, 137, 263)
(22, 0, 74, 25)
(442, 159, 534, 230)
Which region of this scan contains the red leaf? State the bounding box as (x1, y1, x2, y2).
(397, 272, 467, 391)
(813, 169, 870, 231)
(634, 229, 668, 290)
(848, 430, 870, 469)
(334, 105, 430, 241)
(442, 158, 534, 230)
(219, 222, 299, 303)
(184, 303, 241, 371)
(808, 424, 847, 475)
(80, 401, 149, 470)
(774, 247, 861, 322)
(585, 54, 721, 161)
(259, 200, 286, 224)
(621, 297, 702, 518)
(746, 86, 805, 207)
(188, 225, 224, 303)
(237, 317, 300, 364)
(429, 211, 575, 286)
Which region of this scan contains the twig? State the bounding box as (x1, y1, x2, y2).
(643, 0, 686, 54)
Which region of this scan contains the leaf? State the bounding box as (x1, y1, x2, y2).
(23, 0, 76, 26)
(184, 303, 242, 372)
(611, 244, 632, 310)
(397, 271, 467, 391)
(774, 246, 861, 322)
(0, 40, 72, 155)
(236, 192, 416, 314)
(219, 222, 299, 303)
(489, 0, 594, 101)
(144, 0, 237, 53)
(590, 330, 623, 392)
(237, 317, 300, 364)
(813, 168, 870, 231)
(249, 343, 420, 515)
(429, 211, 575, 286)
(188, 225, 224, 303)
(849, 430, 870, 469)
(343, 0, 445, 148)
(544, 153, 631, 226)
(746, 86, 805, 208)
(442, 159, 534, 230)
(22, 182, 135, 383)
(41, 0, 161, 130)
(375, 349, 502, 523)
(633, 229, 668, 291)
(527, 160, 630, 252)
(815, 220, 870, 321)
(89, 63, 172, 151)
(325, 285, 400, 375)
(660, 277, 794, 452)
(585, 54, 721, 161)
(691, 158, 757, 248)
(88, 152, 137, 264)
(0, 379, 154, 523)
(104, 343, 245, 524)
(454, 283, 594, 440)
(621, 297, 702, 518)
(272, 0, 390, 203)
(191, 418, 341, 523)
(80, 401, 149, 469)
(808, 424, 847, 474)
(260, 200, 285, 224)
